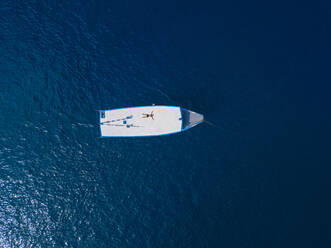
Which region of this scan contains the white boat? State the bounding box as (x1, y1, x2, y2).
(99, 105, 204, 137)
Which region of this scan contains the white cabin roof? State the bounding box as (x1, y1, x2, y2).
(99, 106, 182, 137)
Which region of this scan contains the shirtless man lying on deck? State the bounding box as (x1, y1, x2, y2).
(142, 111, 154, 120)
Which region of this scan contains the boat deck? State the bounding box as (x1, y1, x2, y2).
(100, 106, 182, 137)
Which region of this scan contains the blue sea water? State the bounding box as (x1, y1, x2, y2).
(1, 0, 331, 247)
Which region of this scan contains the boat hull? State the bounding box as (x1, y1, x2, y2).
(99, 106, 203, 137)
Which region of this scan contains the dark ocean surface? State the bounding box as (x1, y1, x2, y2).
(1, 0, 331, 247)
